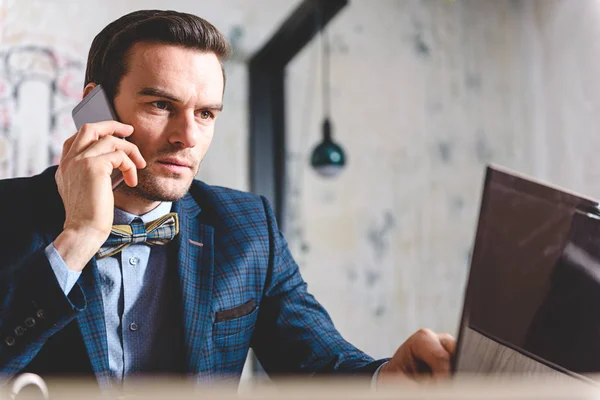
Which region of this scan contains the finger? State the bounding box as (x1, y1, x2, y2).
(96, 150, 139, 187)
(438, 333, 456, 355)
(409, 329, 451, 377)
(70, 121, 134, 155)
(61, 132, 78, 161)
(82, 135, 146, 169)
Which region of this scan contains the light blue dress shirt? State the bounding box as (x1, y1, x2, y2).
(45, 202, 181, 381)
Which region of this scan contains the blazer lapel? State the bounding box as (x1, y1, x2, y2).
(172, 193, 214, 374)
(76, 258, 111, 387)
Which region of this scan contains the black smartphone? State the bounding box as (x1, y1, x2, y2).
(72, 84, 125, 190)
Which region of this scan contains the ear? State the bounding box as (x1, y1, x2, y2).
(82, 82, 97, 99)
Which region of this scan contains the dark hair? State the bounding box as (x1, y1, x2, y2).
(84, 9, 231, 101)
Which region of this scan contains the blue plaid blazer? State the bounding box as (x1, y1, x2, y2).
(0, 166, 384, 388)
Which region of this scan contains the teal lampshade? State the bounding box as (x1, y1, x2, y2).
(310, 118, 346, 177)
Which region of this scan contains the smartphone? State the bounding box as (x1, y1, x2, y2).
(72, 84, 125, 190)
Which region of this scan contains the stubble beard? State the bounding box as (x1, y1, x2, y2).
(118, 163, 196, 202)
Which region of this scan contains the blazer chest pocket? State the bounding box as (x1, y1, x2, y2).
(213, 299, 258, 339)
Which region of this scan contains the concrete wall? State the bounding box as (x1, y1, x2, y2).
(285, 0, 600, 359)
(2, 0, 600, 364)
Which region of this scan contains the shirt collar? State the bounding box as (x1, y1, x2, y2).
(113, 202, 173, 225)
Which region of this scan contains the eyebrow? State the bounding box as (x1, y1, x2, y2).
(137, 87, 181, 102)
(137, 87, 223, 111)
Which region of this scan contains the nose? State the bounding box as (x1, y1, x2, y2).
(168, 111, 198, 148)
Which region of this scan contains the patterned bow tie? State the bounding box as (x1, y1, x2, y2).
(96, 212, 179, 259)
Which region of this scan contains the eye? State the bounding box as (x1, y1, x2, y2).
(199, 110, 214, 120)
(152, 101, 170, 110)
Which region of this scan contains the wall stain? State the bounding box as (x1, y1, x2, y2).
(300, 242, 310, 254)
(365, 269, 381, 287)
(475, 130, 493, 163)
(227, 25, 248, 62)
(413, 32, 430, 57)
(450, 197, 465, 214)
(283, 157, 309, 266)
(465, 72, 482, 91)
(367, 210, 396, 261)
(332, 34, 349, 55)
(411, 17, 424, 33)
(437, 141, 453, 164)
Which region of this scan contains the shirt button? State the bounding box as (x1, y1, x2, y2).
(36, 309, 45, 319)
(24, 318, 35, 328)
(129, 257, 139, 266)
(14, 326, 25, 336)
(5, 336, 15, 346)
(129, 322, 139, 332)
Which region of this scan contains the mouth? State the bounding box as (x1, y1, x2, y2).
(156, 158, 193, 173)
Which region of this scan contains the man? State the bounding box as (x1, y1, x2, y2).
(0, 10, 455, 388)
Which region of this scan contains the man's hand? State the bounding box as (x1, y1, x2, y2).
(377, 328, 456, 384)
(53, 121, 146, 272)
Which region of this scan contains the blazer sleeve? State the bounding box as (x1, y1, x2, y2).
(250, 196, 388, 377)
(0, 247, 86, 377)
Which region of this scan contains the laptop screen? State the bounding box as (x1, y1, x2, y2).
(453, 165, 600, 382)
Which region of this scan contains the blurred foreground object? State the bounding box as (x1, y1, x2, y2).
(9, 373, 48, 400)
(2, 375, 600, 399)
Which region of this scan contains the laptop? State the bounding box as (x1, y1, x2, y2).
(452, 164, 600, 384)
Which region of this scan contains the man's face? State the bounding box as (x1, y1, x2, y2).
(112, 42, 224, 202)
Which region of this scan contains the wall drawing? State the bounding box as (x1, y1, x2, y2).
(0, 45, 84, 178)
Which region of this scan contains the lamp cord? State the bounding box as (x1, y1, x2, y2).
(320, 11, 331, 119)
